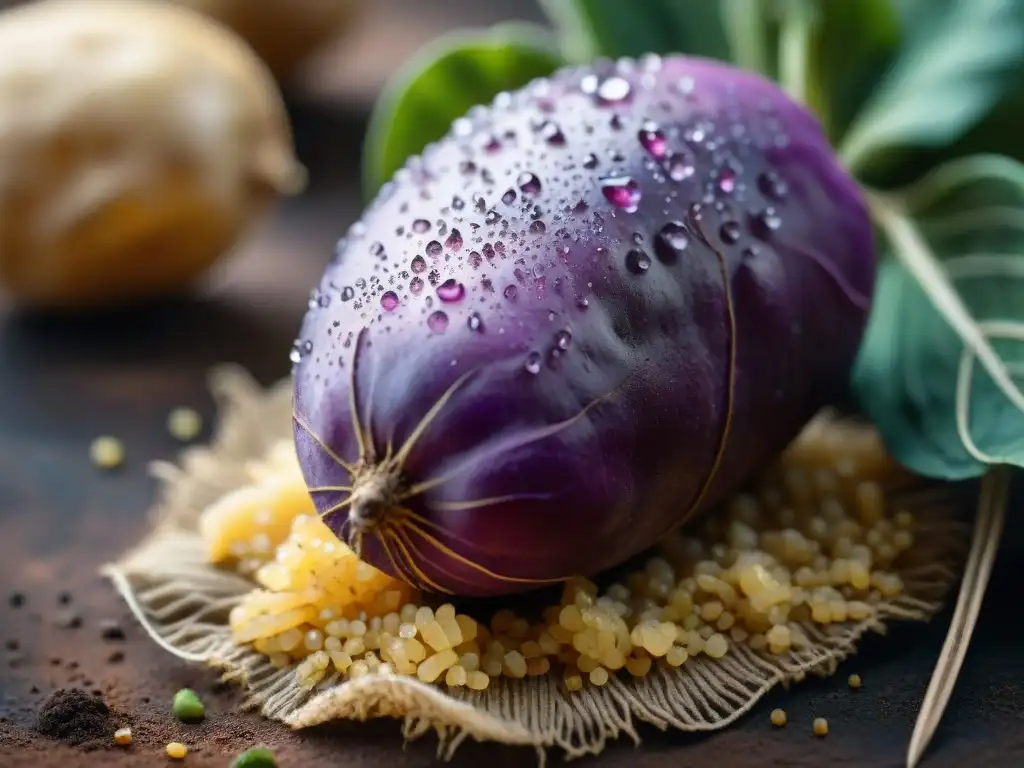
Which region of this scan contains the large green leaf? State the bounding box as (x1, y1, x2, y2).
(868, 89, 1024, 189)
(839, 0, 1024, 180)
(853, 155, 1024, 479)
(361, 24, 564, 200)
(538, 0, 732, 65)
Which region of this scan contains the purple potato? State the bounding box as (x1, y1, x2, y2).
(292, 55, 875, 597)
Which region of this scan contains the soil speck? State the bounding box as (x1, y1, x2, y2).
(56, 610, 82, 629)
(99, 620, 125, 641)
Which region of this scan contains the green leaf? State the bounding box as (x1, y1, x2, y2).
(720, 0, 774, 77)
(853, 155, 1024, 479)
(538, 0, 732, 64)
(868, 89, 1024, 189)
(361, 24, 564, 200)
(839, 0, 1024, 179)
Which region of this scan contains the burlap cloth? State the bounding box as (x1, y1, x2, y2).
(102, 366, 968, 761)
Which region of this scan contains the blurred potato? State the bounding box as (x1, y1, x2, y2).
(175, 0, 362, 81)
(0, 0, 305, 310)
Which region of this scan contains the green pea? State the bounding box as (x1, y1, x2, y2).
(171, 688, 205, 722)
(231, 746, 278, 768)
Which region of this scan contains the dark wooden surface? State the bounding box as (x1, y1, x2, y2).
(2, 6, 1024, 760)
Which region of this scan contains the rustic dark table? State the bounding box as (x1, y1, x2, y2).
(1, 85, 1023, 768)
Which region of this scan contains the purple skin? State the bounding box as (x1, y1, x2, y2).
(292, 55, 875, 597)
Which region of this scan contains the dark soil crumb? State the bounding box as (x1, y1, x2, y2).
(5, 639, 19, 652)
(107, 651, 124, 664)
(34, 689, 113, 750)
(99, 621, 125, 642)
(55, 611, 82, 629)
(57, 592, 72, 606)
(8, 592, 24, 609)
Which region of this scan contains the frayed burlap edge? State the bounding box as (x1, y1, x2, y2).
(101, 365, 970, 762)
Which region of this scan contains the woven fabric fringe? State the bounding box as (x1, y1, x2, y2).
(102, 365, 969, 761)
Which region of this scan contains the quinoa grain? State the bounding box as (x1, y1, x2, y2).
(166, 742, 188, 759)
(89, 436, 124, 469)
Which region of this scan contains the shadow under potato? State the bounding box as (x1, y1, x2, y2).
(283, 95, 371, 195)
(0, 295, 298, 386)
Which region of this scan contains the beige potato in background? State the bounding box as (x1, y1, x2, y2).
(0, 0, 305, 309)
(176, 0, 362, 82)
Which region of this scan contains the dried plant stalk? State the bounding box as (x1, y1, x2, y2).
(103, 366, 969, 761)
(906, 465, 1008, 768)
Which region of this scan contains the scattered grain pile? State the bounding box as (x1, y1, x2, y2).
(201, 417, 929, 693)
(104, 369, 967, 757)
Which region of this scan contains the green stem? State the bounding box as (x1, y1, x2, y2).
(536, 0, 597, 63)
(898, 154, 1024, 213)
(839, 123, 873, 175)
(720, 0, 770, 77)
(865, 188, 1024, 416)
(778, 0, 813, 104)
